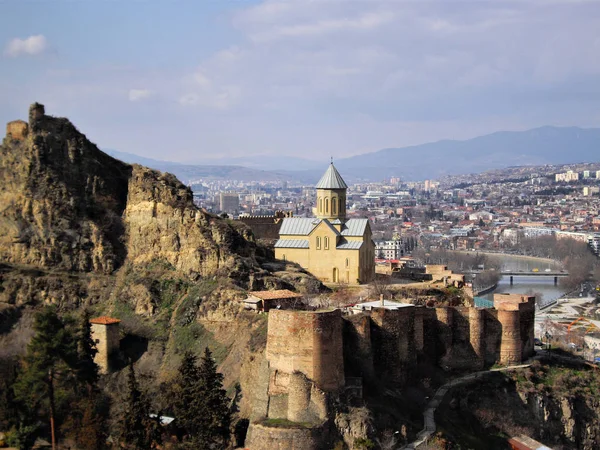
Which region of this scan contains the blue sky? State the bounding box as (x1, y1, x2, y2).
(2, 0, 600, 163)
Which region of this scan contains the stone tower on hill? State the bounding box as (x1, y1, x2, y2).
(274, 163, 375, 284)
(90, 316, 121, 374)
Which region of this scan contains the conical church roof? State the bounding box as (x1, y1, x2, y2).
(315, 163, 348, 189)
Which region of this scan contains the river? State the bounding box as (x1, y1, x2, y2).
(454, 251, 568, 304)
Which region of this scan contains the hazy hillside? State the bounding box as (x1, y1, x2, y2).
(105, 150, 295, 183)
(334, 126, 600, 181)
(108, 126, 600, 183)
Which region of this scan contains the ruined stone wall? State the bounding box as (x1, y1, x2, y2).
(494, 294, 535, 364)
(469, 307, 485, 369)
(420, 307, 438, 361)
(483, 309, 502, 365)
(519, 299, 536, 359)
(238, 215, 283, 240)
(266, 309, 344, 392)
(5, 120, 28, 141)
(498, 309, 522, 365)
(343, 314, 374, 381)
(370, 306, 416, 383)
(245, 422, 324, 450)
(435, 307, 453, 366)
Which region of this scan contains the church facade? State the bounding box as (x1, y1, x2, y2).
(274, 163, 375, 284)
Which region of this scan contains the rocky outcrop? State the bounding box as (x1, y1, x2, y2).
(0, 103, 259, 280)
(0, 103, 131, 273)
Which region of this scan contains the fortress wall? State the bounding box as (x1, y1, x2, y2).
(288, 372, 312, 423)
(343, 314, 374, 380)
(245, 423, 324, 450)
(312, 309, 345, 391)
(238, 216, 283, 240)
(494, 294, 535, 364)
(483, 309, 502, 365)
(421, 308, 438, 361)
(266, 309, 344, 392)
(267, 310, 318, 380)
(6, 120, 28, 141)
(518, 300, 536, 359)
(435, 307, 453, 365)
(498, 309, 522, 365)
(414, 306, 425, 353)
(441, 307, 483, 370)
(371, 306, 416, 383)
(469, 307, 485, 369)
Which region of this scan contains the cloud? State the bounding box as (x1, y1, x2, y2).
(128, 89, 153, 101)
(5, 35, 48, 57)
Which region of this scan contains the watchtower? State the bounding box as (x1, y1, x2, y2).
(90, 316, 121, 373)
(5, 120, 28, 140)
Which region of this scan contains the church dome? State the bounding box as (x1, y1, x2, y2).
(315, 163, 348, 189)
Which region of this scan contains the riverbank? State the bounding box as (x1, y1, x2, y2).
(451, 250, 563, 270)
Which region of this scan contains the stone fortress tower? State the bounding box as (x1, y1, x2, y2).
(90, 316, 121, 374)
(245, 293, 536, 449)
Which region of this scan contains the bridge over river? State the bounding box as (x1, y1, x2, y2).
(463, 269, 569, 285)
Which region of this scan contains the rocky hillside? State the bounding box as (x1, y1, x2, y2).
(434, 356, 600, 449)
(0, 103, 263, 278)
(0, 103, 321, 392)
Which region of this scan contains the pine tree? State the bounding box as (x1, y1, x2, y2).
(174, 348, 231, 448)
(120, 364, 161, 449)
(13, 306, 77, 450)
(60, 311, 109, 449)
(173, 351, 202, 437)
(76, 310, 99, 391)
(197, 347, 231, 448)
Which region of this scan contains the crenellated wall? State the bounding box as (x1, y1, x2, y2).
(370, 306, 416, 384)
(248, 294, 535, 448)
(267, 309, 344, 392)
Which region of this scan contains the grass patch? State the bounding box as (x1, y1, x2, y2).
(258, 418, 314, 429)
(172, 322, 229, 363)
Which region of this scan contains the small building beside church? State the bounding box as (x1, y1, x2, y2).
(274, 163, 375, 284)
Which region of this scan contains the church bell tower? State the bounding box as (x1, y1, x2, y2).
(315, 162, 348, 221)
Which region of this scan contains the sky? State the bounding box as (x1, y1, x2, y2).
(1, 0, 600, 163)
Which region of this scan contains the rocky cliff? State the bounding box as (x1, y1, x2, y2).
(434, 357, 600, 449)
(0, 103, 321, 391)
(0, 103, 261, 279)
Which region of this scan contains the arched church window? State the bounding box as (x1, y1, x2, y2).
(325, 198, 329, 213)
(332, 198, 337, 215)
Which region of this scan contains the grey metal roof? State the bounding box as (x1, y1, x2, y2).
(315, 219, 341, 236)
(340, 219, 369, 236)
(336, 240, 363, 250)
(315, 163, 348, 189)
(274, 239, 310, 248)
(279, 218, 319, 236)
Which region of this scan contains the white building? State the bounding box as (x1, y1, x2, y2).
(555, 170, 579, 182)
(375, 239, 407, 260)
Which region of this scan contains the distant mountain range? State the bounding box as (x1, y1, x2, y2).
(107, 126, 600, 183)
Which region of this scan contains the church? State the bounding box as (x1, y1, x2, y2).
(274, 163, 375, 284)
